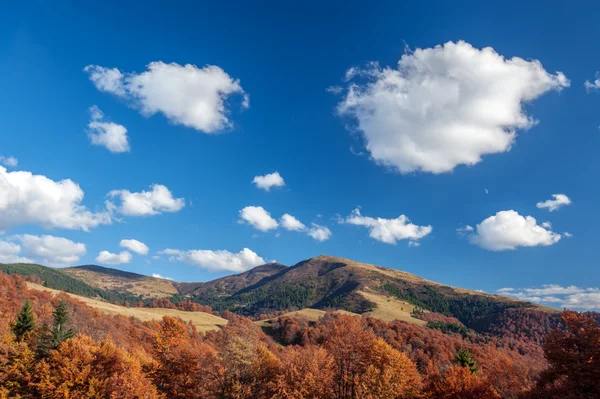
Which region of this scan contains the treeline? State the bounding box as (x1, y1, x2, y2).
(1, 270, 599, 398)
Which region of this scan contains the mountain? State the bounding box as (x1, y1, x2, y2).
(2, 255, 558, 337)
(175, 262, 287, 296)
(63, 265, 179, 299)
(187, 255, 553, 330)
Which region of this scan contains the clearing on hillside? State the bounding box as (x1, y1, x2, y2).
(27, 283, 227, 332)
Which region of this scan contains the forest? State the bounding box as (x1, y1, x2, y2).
(1, 270, 599, 399)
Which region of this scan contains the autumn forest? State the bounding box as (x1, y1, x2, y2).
(1, 269, 599, 399)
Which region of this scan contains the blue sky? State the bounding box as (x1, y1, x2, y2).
(1, 1, 599, 308)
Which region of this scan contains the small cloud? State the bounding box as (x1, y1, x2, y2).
(252, 172, 285, 191)
(457, 225, 474, 237)
(239, 206, 279, 232)
(536, 194, 571, 212)
(564, 232, 573, 238)
(469, 210, 561, 251)
(96, 250, 132, 265)
(484, 188, 489, 195)
(152, 273, 173, 280)
(326, 85, 343, 95)
(307, 223, 332, 242)
(342, 208, 431, 245)
(0, 156, 18, 167)
(584, 72, 600, 92)
(108, 184, 185, 216)
(87, 105, 130, 153)
(408, 241, 420, 247)
(120, 239, 149, 255)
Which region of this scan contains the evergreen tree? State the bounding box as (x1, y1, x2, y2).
(37, 300, 75, 357)
(12, 299, 36, 341)
(51, 299, 75, 346)
(456, 349, 478, 374)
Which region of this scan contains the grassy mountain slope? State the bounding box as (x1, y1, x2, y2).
(0, 263, 144, 303)
(64, 265, 179, 299)
(26, 282, 227, 332)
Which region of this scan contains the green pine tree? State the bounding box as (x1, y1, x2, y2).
(51, 299, 75, 346)
(11, 299, 36, 341)
(37, 300, 75, 357)
(456, 349, 479, 374)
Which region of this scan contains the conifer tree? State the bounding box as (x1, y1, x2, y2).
(456, 349, 478, 374)
(36, 300, 75, 357)
(51, 300, 75, 346)
(12, 299, 36, 341)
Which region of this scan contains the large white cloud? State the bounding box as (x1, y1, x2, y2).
(337, 41, 569, 174)
(239, 206, 279, 232)
(342, 208, 431, 244)
(84, 62, 248, 133)
(119, 239, 149, 255)
(96, 250, 132, 265)
(0, 166, 111, 232)
(87, 106, 130, 153)
(536, 193, 571, 212)
(108, 184, 185, 216)
(159, 247, 265, 272)
(14, 234, 86, 267)
(469, 210, 561, 251)
(252, 172, 285, 191)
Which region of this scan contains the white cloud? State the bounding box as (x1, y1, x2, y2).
(152, 273, 173, 281)
(159, 247, 265, 272)
(87, 106, 130, 153)
(108, 184, 185, 216)
(0, 166, 111, 232)
(0, 241, 33, 264)
(564, 232, 573, 238)
(536, 193, 571, 212)
(584, 72, 600, 92)
(343, 208, 431, 245)
(562, 292, 600, 309)
(0, 156, 18, 167)
(469, 210, 561, 251)
(239, 206, 278, 231)
(84, 62, 248, 133)
(498, 285, 600, 309)
(119, 239, 149, 255)
(497, 288, 515, 293)
(326, 85, 343, 95)
(252, 172, 285, 191)
(408, 241, 420, 247)
(280, 213, 306, 231)
(96, 250, 132, 265)
(337, 40, 569, 174)
(14, 234, 86, 267)
(307, 223, 332, 242)
(456, 225, 474, 237)
(484, 188, 489, 195)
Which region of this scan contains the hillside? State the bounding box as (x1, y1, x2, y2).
(3, 256, 561, 342)
(64, 265, 179, 299)
(176, 262, 287, 296)
(0, 263, 144, 303)
(26, 282, 227, 332)
(189, 255, 550, 332)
